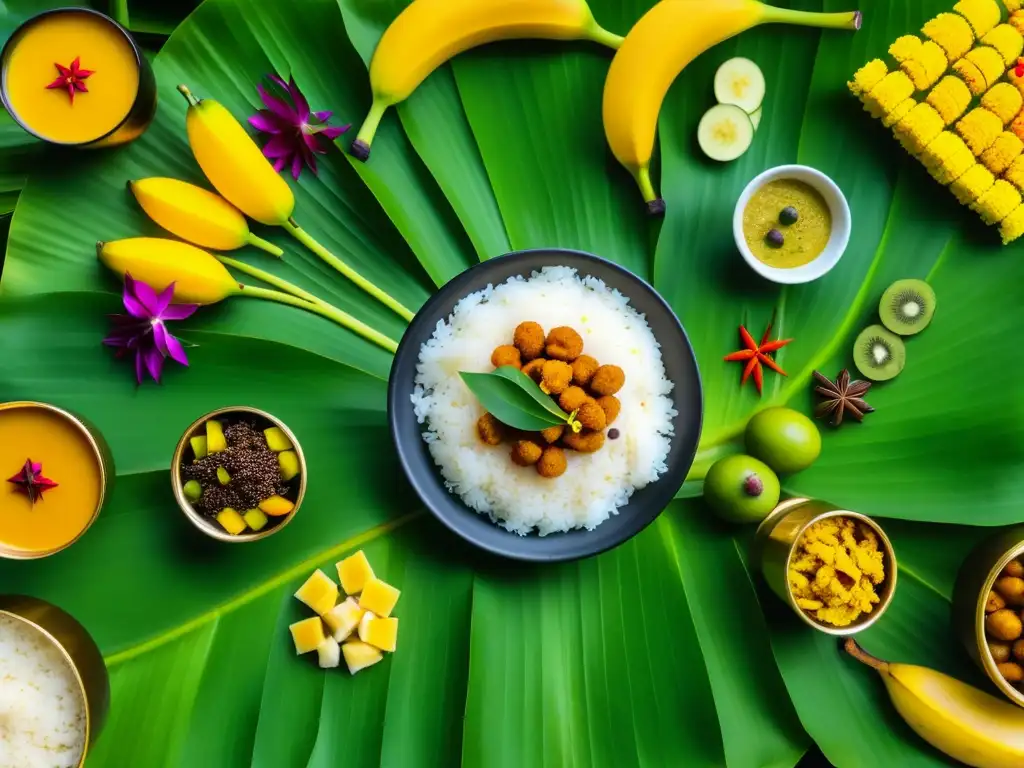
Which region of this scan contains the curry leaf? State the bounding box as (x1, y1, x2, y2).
(459, 367, 567, 431)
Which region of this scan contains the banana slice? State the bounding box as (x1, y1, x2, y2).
(697, 104, 755, 162)
(749, 106, 763, 130)
(714, 57, 766, 114)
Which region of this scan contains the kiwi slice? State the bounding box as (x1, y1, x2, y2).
(879, 278, 935, 336)
(853, 325, 906, 381)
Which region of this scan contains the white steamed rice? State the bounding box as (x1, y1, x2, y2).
(411, 266, 676, 536)
(0, 614, 86, 768)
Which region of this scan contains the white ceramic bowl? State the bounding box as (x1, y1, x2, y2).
(733, 164, 851, 285)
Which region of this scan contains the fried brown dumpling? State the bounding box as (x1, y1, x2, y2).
(545, 326, 584, 361)
(539, 360, 572, 395)
(537, 446, 567, 478)
(511, 440, 543, 466)
(477, 413, 505, 446)
(558, 386, 589, 413)
(571, 354, 599, 387)
(562, 429, 606, 454)
(521, 358, 546, 383)
(576, 401, 607, 431)
(540, 425, 565, 444)
(596, 395, 620, 425)
(491, 344, 522, 369)
(590, 364, 625, 396)
(513, 321, 545, 361)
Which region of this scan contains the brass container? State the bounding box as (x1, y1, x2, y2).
(171, 406, 307, 543)
(0, 595, 110, 766)
(752, 497, 898, 636)
(952, 525, 1024, 708)
(0, 8, 157, 147)
(0, 400, 114, 560)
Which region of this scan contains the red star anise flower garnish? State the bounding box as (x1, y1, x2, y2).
(45, 57, 94, 104)
(812, 369, 874, 426)
(723, 314, 793, 396)
(7, 459, 59, 505)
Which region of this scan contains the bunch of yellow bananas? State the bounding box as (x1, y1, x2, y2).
(350, 0, 860, 214)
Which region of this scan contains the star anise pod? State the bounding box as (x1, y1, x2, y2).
(812, 369, 874, 426)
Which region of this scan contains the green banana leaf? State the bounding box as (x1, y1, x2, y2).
(0, 0, 1021, 764)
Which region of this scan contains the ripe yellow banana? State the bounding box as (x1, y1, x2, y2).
(351, 0, 623, 160)
(845, 639, 1024, 768)
(97, 237, 241, 305)
(603, 0, 861, 214)
(177, 85, 295, 226)
(129, 178, 284, 258)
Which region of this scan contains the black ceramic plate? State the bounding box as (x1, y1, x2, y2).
(388, 249, 703, 562)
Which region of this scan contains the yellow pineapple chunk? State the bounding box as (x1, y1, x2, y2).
(323, 597, 364, 641)
(342, 640, 383, 675)
(316, 636, 341, 669)
(359, 577, 400, 618)
(358, 612, 398, 653)
(216, 507, 246, 535)
(243, 508, 268, 531)
(278, 450, 301, 481)
(264, 426, 293, 452)
(259, 494, 294, 517)
(336, 550, 375, 595)
(206, 419, 226, 453)
(294, 569, 339, 616)
(289, 617, 325, 654)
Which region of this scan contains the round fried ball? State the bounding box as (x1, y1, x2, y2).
(540, 360, 573, 395)
(987, 608, 1024, 641)
(562, 429, 606, 454)
(513, 321, 545, 361)
(576, 401, 606, 431)
(521, 358, 547, 383)
(1004, 560, 1024, 579)
(510, 440, 543, 466)
(1015, 639, 1024, 662)
(571, 355, 599, 387)
(558, 386, 590, 414)
(540, 425, 565, 444)
(537, 446, 567, 478)
(545, 326, 584, 361)
(490, 344, 522, 369)
(988, 590, 1008, 614)
(996, 576, 1024, 606)
(991, 641, 1013, 663)
(477, 413, 505, 446)
(590, 364, 625, 396)
(998, 662, 1024, 682)
(597, 395, 620, 425)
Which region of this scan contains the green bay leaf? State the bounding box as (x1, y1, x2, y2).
(459, 367, 565, 432)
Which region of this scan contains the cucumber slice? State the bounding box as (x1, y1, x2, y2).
(714, 57, 766, 114)
(697, 104, 755, 162)
(749, 106, 763, 130)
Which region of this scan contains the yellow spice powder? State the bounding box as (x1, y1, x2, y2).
(788, 517, 885, 628)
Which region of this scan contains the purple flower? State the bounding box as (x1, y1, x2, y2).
(249, 74, 350, 180)
(103, 274, 198, 384)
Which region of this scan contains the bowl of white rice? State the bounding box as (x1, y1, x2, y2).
(0, 596, 109, 767)
(389, 249, 702, 561)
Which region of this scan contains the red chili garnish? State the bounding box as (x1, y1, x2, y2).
(6, 459, 58, 505)
(1015, 57, 1024, 78)
(45, 57, 94, 104)
(723, 314, 792, 395)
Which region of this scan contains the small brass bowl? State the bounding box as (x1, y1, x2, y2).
(0, 595, 110, 767)
(171, 406, 306, 543)
(752, 497, 898, 636)
(952, 525, 1024, 708)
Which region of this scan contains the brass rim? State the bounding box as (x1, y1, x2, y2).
(171, 406, 307, 543)
(781, 508, 898, 637)
(0, 401, 110, 560)
(976, 541, 1024, 706)
(0, 608, 91, 767)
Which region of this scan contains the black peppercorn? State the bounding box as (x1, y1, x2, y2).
(608, 428, 620, 440)
(765, 229, 784, 248)
(779, 206, 799, 225)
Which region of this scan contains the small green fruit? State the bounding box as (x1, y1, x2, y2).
(278, 450, 300, 481)
(703, 454, 781, 524)
(206, 419, 227, 453)
(182, 479, 202, 502)
(745, 407, 821, 474)
(217, 466, 231, 485)
(190, 436, 208, 460)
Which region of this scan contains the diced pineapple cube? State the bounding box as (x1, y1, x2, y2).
(336, 550, 375, 595)
(278, 450, 301, 481)
(216, 466, 231, 485)
(182, 479, 202, 502)
(243, 508, 268, 531)
(259, 495, 294, 517)
(358, 613, 398, 653)
(359, 578, 400, 618)
(342, 640, 383, 675)
(289, 616, 325, 654)
(323, 597, 364, 642)
(264, 426, 293, 452)
(216, 507, 246, 535)
(316, 636, 341, 669)
(206, 419, 227, 453)
(294, 570, 338, 616)
(190, 435, 208, 459)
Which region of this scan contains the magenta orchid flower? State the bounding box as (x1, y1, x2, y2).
(249, 74, 349, 180)
(103, 274, 198, 384)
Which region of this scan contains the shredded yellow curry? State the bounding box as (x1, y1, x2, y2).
(788, 517, 886, 628)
